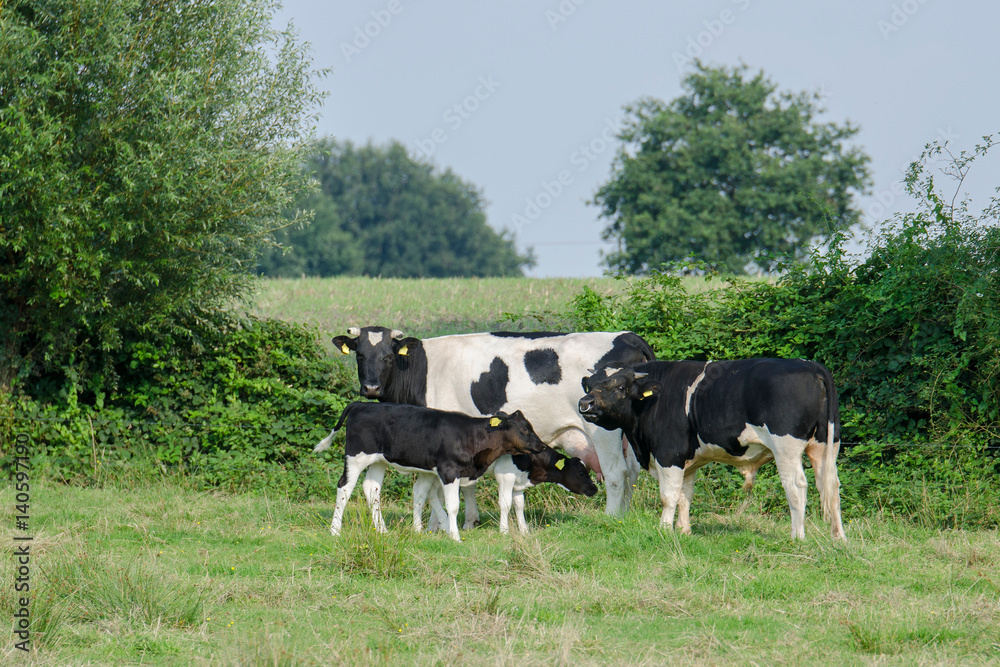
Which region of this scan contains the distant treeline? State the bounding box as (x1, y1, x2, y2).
(257, 139, 535, 279)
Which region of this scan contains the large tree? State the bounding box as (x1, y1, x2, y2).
(594, 63, 872, 274)
(0, 0, 322, 390)
(258, 139, 534, 278)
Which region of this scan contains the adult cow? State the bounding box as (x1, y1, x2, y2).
(333, 326, 655, 520)
(578, 359, 846, 541)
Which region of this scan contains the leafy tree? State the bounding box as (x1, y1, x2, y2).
(594, 63, 873, 274)
(258, 139, 534, 278)
(0, 0, 323, 391)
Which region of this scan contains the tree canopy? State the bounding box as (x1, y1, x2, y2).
(258, 139, 534, 278)
(594, 63, 872, 274)
(0, 0, 323, 390)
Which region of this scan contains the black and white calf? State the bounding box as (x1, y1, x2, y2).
(314, 402, 546, 541)
(416, 446, 599, 534)
(578, 359, 846, 541)
(333, 327, 655, 521)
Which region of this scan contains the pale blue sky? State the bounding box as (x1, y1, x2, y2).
(272, 1, 999, 277)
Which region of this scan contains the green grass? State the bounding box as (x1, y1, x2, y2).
(4, 477, 999, 665)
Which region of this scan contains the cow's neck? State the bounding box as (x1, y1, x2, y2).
(471, 441, 509, 475)
(381, 346, 428, 406)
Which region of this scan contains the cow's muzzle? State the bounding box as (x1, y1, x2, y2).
(360, 384, 382, 399)
(578, 397, 596, 416)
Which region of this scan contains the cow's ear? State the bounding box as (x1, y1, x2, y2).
(332, 335, 358, 355)
(488, 414, 505, 429)
(581, 376, 591, 393)
(634, 379, 662, 400)
(394, 337, 420, 357)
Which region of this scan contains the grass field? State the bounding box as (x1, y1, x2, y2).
(252, 276, 622, 342)
(5, 477, 999, 665)
(9, 276, 1000, 664)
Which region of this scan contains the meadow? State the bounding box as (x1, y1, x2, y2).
(5, 276, 999, 665)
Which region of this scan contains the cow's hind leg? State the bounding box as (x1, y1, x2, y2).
(412, 474, 436, 532)
(362, 462, 388, 533)
(805, 441, 826, 507)
(649, 459, 685, 529)
(765, 433, 809, 540)
(512, 489, 528, 534)
(331, 456, 368, 536)
(462, 482, 480, 530)
(427, 484, 448, 532)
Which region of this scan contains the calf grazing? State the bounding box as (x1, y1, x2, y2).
(579, 360, 846, 541)
(314, 402, 546, 541)
(416, 448, 598, 534)
(497, 448, 598, 534)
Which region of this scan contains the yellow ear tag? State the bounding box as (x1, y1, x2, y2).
(489, 417, 502, 427)
(555, 458, 565, 470)
(341, 344, 350, 355)
(642, 390, 653, 398)
(398, 345, 408, 356)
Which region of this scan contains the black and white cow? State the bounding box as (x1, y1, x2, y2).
(314, 402, 546, 541)
(333, 327, 655, 522)
(415, 446, 598, 534)
(578, 359, 846, 541)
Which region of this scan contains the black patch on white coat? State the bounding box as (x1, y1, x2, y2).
(523, 348, 562, 385)
(592, 332, 657, 371)
(471, 357, 509, 415)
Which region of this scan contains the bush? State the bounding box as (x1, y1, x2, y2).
(5, 315, 353, 499)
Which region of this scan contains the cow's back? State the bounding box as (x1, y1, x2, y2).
(691, 359, 833, 447)
(421, 331, 647, 441)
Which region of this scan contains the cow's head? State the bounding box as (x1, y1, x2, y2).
(333, 326, 420, 399)
(549, 455, 599, 497)
(578, 366, 661, 429)
(489, 410, 548, 455)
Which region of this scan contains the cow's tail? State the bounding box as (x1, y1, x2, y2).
(817, 367, 846, 541)
(313, 402, 359, 453)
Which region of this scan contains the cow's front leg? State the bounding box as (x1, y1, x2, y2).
(623, 435, 641, 507)
(362, 463, 388, 533)
(677, 468, 698, 535)
(649, 459, 684, 529)
(441, 479, 462, 542)
(590, 429, 629, 515)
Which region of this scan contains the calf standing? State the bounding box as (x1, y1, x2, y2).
(416, 447, 599, 534)
(314, 402, 546, 541)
